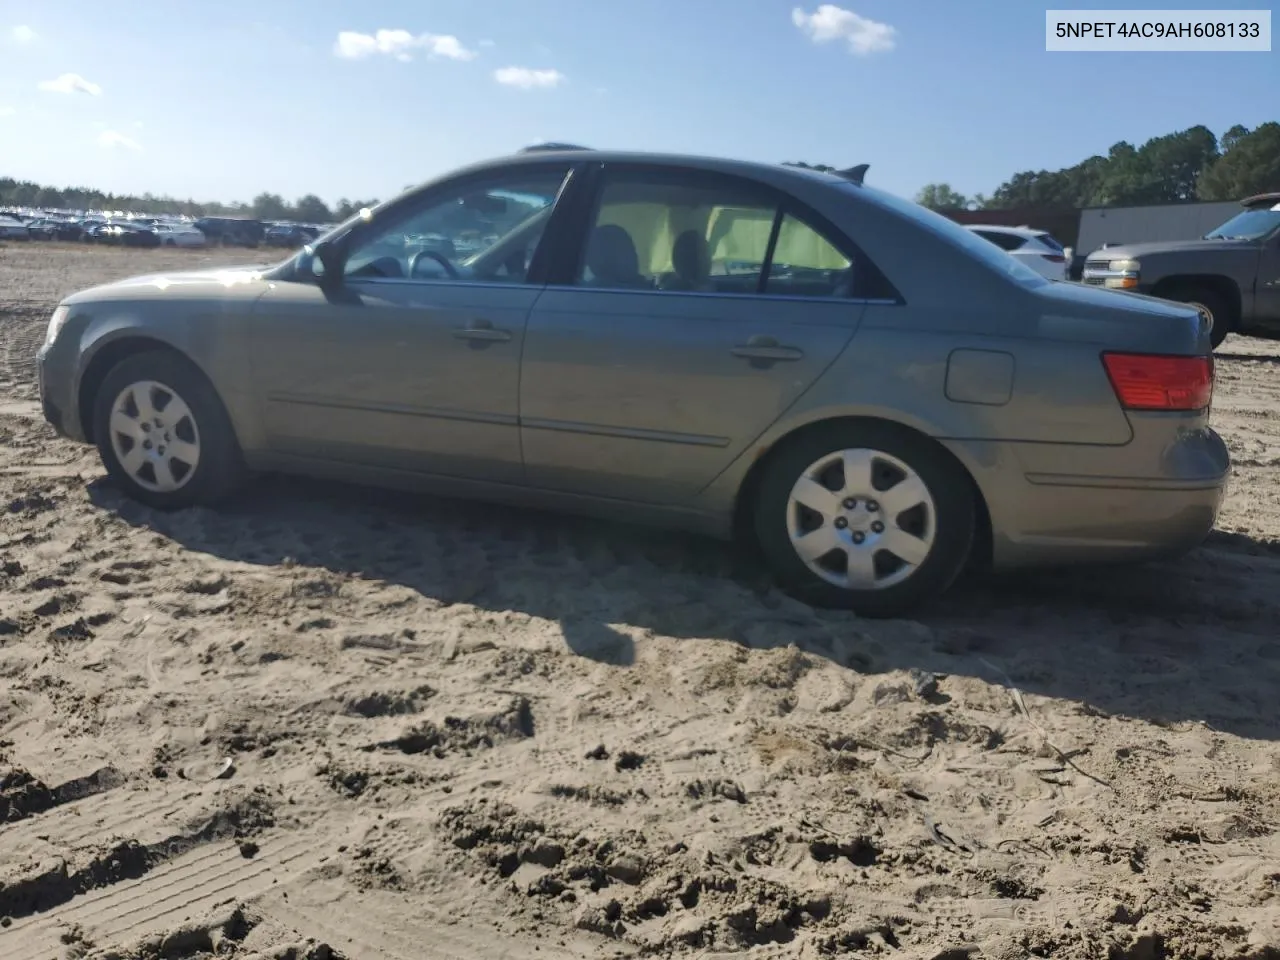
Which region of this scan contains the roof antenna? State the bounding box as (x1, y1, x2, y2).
(838, 163, 869, 184)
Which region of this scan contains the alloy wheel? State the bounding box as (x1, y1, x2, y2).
(786, 448, 936, 591)
(108, 380, 201, 493)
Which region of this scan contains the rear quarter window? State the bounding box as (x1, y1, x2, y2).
(848, 185, 1048, 288)
(975, 230, 1028, 252)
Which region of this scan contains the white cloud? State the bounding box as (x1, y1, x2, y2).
(38, 73, 103, 96)
(334, 29, 406, 59)
(493, 66, 565, 90)
(333, 29, 475, 62)
(11, 25, 37, 44)
(422, 34, 473, 60)
(791, 5, 896, 55)
(98, 129, 141, 151)
(0, 105, 16, 117)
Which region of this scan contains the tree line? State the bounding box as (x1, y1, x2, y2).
(6, 121, 1277, 220)
(0, 179, 379, 223)
(788, 121, 1279, 211)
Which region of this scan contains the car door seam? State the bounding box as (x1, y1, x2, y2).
(694, 307, 867, 495)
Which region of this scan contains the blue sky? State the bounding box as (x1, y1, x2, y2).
(1, 1, 1274, 206)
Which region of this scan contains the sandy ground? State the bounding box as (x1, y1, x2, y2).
(2, 242, 1279, 960)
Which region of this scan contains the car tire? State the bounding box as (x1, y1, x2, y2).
(753, 421, 976, 617)
(93, 350, 248, 511)
(1170, 286, 1232, 349)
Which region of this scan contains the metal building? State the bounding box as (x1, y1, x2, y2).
(1075, 200, 1239, 255)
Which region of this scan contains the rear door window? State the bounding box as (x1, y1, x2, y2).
(578, 178, 774, 293)
(576, 169, 859, 299)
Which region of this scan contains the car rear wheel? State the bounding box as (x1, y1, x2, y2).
(93, 350, 247, 510)
(753, 423, 976, 617)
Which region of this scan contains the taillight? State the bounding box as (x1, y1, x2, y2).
(1040, 254, 1066, 263)
(1101, 352, 1213, 411)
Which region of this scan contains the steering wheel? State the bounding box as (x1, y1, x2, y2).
(409, 249, 459, 280)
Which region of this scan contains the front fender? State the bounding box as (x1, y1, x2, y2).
(69, 295, 266, 454)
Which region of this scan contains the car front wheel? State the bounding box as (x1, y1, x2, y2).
(93, 350, 247, 510)
(753, 422, 976, 617)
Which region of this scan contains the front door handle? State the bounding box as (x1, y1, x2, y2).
(730, 335, 804, 362)
(452, 319, 512, 343)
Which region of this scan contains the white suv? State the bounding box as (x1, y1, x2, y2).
(965, 224, 1068, 281)
(152, 223, 209, 248)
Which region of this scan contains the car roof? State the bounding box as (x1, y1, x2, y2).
(450, 149, 864, 190)
(964, 224, 1048, 238)
(1241, 191, 1280, 209)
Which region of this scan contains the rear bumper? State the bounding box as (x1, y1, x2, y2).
(946, 425, 1230, 569)
(988, 473, 1226, 567)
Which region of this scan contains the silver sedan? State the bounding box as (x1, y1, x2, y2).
(36, 149, 1229, 616)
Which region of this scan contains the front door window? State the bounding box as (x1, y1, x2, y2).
(342, 168, 571, 284)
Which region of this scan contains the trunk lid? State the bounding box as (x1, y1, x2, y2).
(1034, 279, 1210, 356)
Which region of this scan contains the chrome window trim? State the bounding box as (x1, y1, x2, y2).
(346, 276, 900, 306)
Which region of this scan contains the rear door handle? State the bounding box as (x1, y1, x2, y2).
(452, 319, 512, 343)
(730, 336, 804, 362)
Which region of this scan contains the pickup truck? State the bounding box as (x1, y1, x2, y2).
(1081, 192, 1280, 348)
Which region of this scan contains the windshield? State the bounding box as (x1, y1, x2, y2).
(846, 184, 1049, 287)
(1205, 205, 1280, 240)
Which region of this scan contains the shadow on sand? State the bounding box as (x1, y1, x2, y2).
(91, 472, 1280, 742)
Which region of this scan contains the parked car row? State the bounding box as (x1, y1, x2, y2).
(192, 217, 266, 248)
(0, 212, 203, 246)
(0, 209, 329, 249)
(0, 214, 32, 240)
(264, 222, 323, 247)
